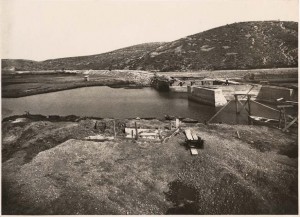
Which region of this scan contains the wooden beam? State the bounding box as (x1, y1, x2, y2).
(191, 131, 198, 140)
(283, 108, 287, 128)
(282, 117, 298, 132)
(247, 95, 251, 116)
(277, 105, 294, 108)
(233, 93, 256, 96)
(285, 101, 298, 105)
(237, 100, 250, 114)
(113, 120, 116, 138)
(207, 100, 233, 123)
(251, 100, 280, 112)
(185, 129, 194, 140)
(278, 109, 282, 129)
(135, 122, 138, 140)
(235, 95, 238, 114)
(190, 148, 198, 155)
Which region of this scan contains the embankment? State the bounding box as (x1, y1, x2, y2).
(2, 114, 298, 215)
(2, 70, 154, 98)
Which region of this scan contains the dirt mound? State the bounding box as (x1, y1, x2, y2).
(2, 118, 298, 214)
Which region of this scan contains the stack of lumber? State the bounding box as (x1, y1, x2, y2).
(185, 129, 198, 155)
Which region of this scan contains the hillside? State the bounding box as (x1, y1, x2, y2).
(2, 42, 166, 71)
(2, 21, 298, 72)
(135, 21, 298, 71)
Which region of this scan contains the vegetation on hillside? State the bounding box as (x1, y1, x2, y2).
(2, 21, 298, 72)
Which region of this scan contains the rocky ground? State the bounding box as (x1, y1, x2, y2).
(2, 115, 298, 214)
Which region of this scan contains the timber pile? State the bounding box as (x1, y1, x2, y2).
(185, 129, 204, 155)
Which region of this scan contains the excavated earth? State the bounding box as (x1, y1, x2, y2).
(2, 115, 298, 214)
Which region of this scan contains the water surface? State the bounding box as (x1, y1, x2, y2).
(2, 86, 283, 124)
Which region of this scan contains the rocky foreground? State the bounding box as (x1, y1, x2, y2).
(2, 115, 298, 214)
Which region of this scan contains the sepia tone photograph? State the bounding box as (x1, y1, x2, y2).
(0, 0, 298, 215)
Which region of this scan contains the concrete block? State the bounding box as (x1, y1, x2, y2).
(188, 86, 227, 107)
(169, 86, 188, 92)
(256, 86, 294, 101)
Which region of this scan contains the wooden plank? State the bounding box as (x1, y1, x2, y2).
(277, 105, 294, 108)
(237, 100, 250, 114)
(190, 148, 198, 155)
(140, 133, 157, 136)
(185, 129, 194, 140)
(234, 93, 256, 96)
(135, 122, 138, 140)
(252, 100, 280, 112)
(208, 99, 233, 123)
(113, 120, 116, 137)
(286, 101, 298, 105)
(175, 118, 180, 129)
(191, 132, 198, 140)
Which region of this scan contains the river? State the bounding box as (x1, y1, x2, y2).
(2, 86, 283, 124)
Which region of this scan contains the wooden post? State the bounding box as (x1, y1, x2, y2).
(247, 95, 251, 116)
(135, 122, 138, 140)
(175, 118, 180, 129)
(113, 120, 116, 138)
(278, 109, 282, 129)
(282, 117, 298, 132)
(277, 105, 294, 129)
(283, 108, 286, 128)
(234, 95, 239, 114)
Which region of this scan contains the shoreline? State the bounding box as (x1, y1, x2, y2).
(2, 70, 154, 98)
(2, 83, 150, 98)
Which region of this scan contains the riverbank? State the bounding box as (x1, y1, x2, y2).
(2, 68, 298, 98)
(2, 70, 153, 98)
(2, 114, 298, 214)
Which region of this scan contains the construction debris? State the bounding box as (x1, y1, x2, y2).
(190, 148, 198, 155)
(125, 128, 159, 140)
(185, 128, 204, 152)
(85, 135, 114, 141)
(163, 128, 180, 143)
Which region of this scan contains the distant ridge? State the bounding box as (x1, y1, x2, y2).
(2, 21, 298, 72)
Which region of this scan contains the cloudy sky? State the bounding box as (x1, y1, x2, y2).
(0, 0, 298, 61)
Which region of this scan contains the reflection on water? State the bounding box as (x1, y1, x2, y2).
(2, 86, 292, 124)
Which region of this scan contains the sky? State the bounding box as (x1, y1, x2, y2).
(0, 0, 298, 61)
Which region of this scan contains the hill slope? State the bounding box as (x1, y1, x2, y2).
(134, 21, 298, 71)
(2, 42, 166, 71)
(2, 21, 298, 71)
